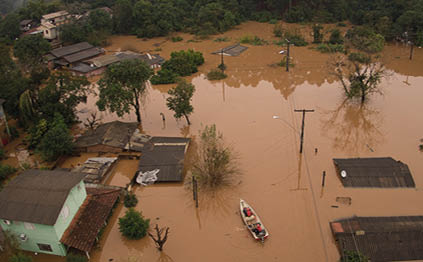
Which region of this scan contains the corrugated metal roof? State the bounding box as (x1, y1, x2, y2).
(50, 42, 93, 58)
(333, 157, 415, 188)
(212, 44, 248, 56)
(64, 47, 103, 63)
(137, 143, 189, 182)
(0, 170, 86, 225)
(331, 216, 423, 262)
(87, 54, 120, 67)
(42, 10, 69, 20)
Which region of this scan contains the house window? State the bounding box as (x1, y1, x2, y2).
(61, 205, 69, 219)
(37, 243, 53, 252)
(45, 30, 49, 34)
(24, 222, 35, 230)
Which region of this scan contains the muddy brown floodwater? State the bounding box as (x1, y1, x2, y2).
(33, 21, 423, 262)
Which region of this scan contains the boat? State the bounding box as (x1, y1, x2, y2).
(240, 199, 269, 242)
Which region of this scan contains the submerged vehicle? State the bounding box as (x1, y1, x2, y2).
(240, 199, 269, 242)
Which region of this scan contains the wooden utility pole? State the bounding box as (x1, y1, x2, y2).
(294, 109, 314, 154)
(192, 176, 198, 208)
(220, 48, 225, 73)
(286, 39, 290, 72)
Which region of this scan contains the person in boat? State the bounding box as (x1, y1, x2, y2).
(243, 207, 253, 217)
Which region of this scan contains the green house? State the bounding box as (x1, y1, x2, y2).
(0, 170, 86, 256)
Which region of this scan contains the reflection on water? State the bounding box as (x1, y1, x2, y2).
(321, 99, 384, 154)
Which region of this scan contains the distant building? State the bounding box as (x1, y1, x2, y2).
(0, 169, 120, 257)
(19, 19, 35, 32)
(47, 42, 104, 69)
(116, 51, 165, 69)
(38, 10, 72, 40)
(212, 44, 248, 56)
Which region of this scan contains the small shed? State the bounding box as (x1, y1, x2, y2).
(333, 157, 415, 188)
(331, 216, 423, 262)
(116, 51, 165, 69)
(212, 44, 248, 56)
(137, 137, 190, 182)
(72, 157, 117, 184)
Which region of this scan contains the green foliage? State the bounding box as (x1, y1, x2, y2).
(337, 22, 347, 27)
(119, 208, 150, 240)
(151, 69, 178, 85)
(269, 19, 278, 24)
(0, 13, 20, 41)
(207, 69, 227, 80)
(273, 24, 283, 38)
(329, 29, 344, 44)
(171, 36, 183, 42)
(214, 37, 231, 42)
(36, 113, 74, 162)
(13, 34, 51, 71)
(193, 124, 240, 188)
(251, 10, 273, 23)
(88, 9, 112, 32)
(124, 192, 138, 208)
(312, 24, 323, 43)
(28, 118, 48, 149)
(348, 52, 371, 64)
(0, 148, 5, 160)
(9, 252, 32, 262)
(0, 44, 27, 118)
(97, 59, 153, 123)
(285, 31, 308, 46)
(66, 254, 88, 262)
(345, 27, 385, 53)
(341, 250, 368, 262)
(316, 44, 344, 53)
(239, 35, 268, 45)
(38, 72, 89, 125)
(0, 164, 17, 182)
(166, 80, 195, 125)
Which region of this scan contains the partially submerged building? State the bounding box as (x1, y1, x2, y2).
(72, 157, 118, 184)
(331, 216, 423, 262)
(333, 157, 415, 188)
(47, 42, 104, 69)
(39, 11, 72, 40)
(0, 169, 120, 257)
(136, 137, 190, 183)
(116, 51, 165, 69)
(212, 44, 248, 56)
(74, 121, 139, 153)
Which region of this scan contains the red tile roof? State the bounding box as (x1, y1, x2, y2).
(60, 188, 120, 252)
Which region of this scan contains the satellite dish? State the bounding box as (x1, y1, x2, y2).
(341, 170, 347, 178)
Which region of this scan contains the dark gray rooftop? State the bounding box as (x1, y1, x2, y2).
(75, 121, 139, 149)
(138, 143, 189, 182)
(20, 19, 33, 26)
(51, 42, 93, 58)
(333, 157, 415, 188)
(0, 170, 86, 225)
(212, 44, 248, 56)
(116, 51, 165, 66)
(64, 47, 103, 64)
(331, 216, 423, 262)
(70, 62, 98, 73)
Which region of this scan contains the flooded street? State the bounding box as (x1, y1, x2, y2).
(58, 21, 423, 261)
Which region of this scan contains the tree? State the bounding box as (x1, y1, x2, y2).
(0, 44, 28, 118)
(330, 53, 385, 103)
(329, 29, 343, 44)
(166, 80, 195, 125)
(37, 72, 90, 125)
(148, 224, 170, 251)
(88, 9, 112, 32)
(312, 24, 323, 43)
(341, 250, 368, 262)
(97, 59, 153, 123)
(118, 208, 150, 240)
(0, 231, 19, 262)
(13, 34, 51, 72)
(123, 192, 138, 208)
(192, 124, 240, 188)
(345, 27, 385, 53)
(0, 13, 20, 41)
(112, 0, 133, 34)
(161, 49, 204, 77)
(36, 113, 74, 161)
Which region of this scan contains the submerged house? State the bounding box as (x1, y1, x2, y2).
(46, 42, 104, 69)
(0, 169, 120, 257)
(331, 216, 423, 262)
(212, 44, 248, 56)
(333, 157, 415, 188)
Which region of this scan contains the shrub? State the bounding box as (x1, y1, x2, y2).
(171, 36, 183, 42)
(207, 69, 227, 80)
(285, 31, 308, 46)
(269, 19, 278, 24)
(316, 44, 344, 53)
(337, 22, 347, 27)
(66, 254, 88, 262)
(329, 29, 344, 45)
(0, 164, 17, 182)
(151, 69, 178, 85)
(9, 126, 19, 140)
(214, 37, 231, 42)
(273, 24, 283, 37)
(239, 35, 268, 46)
(124, 192, 138, 208)
(119, 208, 150, 240)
